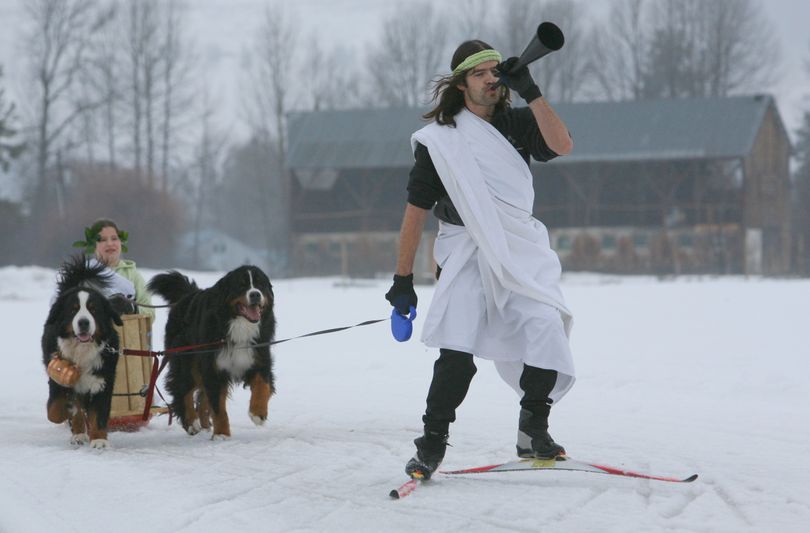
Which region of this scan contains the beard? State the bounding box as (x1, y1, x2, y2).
(468, 85, 502, 107)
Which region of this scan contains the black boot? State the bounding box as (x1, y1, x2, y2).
(405, 430, 448, 480)
(516, 407, 565, 459)
(517, 365, 565, 459)
(405, 350, 475, 480)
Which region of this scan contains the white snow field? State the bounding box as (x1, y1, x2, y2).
(0, 266, 807, 532)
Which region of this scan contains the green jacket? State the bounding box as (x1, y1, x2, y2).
(112, 259, 155, 319)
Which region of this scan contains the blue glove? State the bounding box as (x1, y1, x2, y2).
(385, 273, 417, 315)
(496, 56, 542, 103)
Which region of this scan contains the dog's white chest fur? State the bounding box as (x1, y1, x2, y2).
(57, 337, 107, 394)
(216, 317, 260, 377)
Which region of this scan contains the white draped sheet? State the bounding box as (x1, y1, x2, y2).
(411, 109, 575, 403)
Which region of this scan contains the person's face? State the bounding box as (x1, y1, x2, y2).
(95, 226, 122, 266)
(460, 60, 502, 110)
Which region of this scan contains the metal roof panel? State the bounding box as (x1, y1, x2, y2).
(287, 95, 776, 176)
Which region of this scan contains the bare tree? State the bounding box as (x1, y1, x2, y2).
(187, 91, 227, 267)
(91, 13, 123, 169)
(701, 0, 780, 96)
(121, 0, 161, 185)
(217, 137, 288, 274)
(240, 1, 300, 272)
(591, 0, 780, 101)
(495, 0, 594, 102)
(532, 0, 593, 102)
(589, 0, 649, 100)
(365, 2, 448, 107)
(111, 0, 195, 191)
(454, 0, 496, 43)
(74, 60, 101, 164)
(244, 2, 299, 155)
(21, 0, 112, 213)
(303, 36, 364, 111)
(499, 0, 547, 61)
(158, 0, 196, 194)
(596, 0, 781, 100)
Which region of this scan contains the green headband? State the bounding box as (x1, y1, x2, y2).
(72, 223, 129, 255)
(452, 49, 502, 76)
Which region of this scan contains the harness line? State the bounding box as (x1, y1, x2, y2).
(119, 317, 390, 422)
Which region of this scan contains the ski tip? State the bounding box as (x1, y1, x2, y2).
(389, 489, 401, 499)
(683, 474, 699, 482)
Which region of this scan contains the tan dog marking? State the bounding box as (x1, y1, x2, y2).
(191, 364, 211, 430)
(197, 390, 211, 430)
(248, 374, 273, 425)
(182, 389, 200, 434)
(70, 408, 86, 435)
(211, 387, 231, 438)
(87, 411, 107, 441)
(47, 396, 70, 424)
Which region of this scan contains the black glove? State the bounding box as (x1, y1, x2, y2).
(385, 274, 417, 315)
(496, 57, 542, 103)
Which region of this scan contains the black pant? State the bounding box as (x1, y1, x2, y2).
(519, 364, 558, 426)
(421, 349, 558, 434)
(422, 349, 477, 435)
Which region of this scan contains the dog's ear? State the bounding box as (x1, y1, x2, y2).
(251, 268, 274, 307)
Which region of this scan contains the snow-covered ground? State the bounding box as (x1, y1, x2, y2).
(0, 266, 807, 532)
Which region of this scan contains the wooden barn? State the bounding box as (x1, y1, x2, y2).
(285, 95, 791, 279)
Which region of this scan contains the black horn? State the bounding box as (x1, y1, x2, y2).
(504, 22, 564, 73)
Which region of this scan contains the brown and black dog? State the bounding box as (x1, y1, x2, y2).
(148, 266, 275, 439)
(42, 256, 123, 448)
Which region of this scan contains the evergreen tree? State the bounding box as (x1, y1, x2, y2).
(797, 112, 810, 179)
(0, 66, 24, 172)
(794, 110, 810, 273)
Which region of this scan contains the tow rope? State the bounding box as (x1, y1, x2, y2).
(121, 317, 389, 422)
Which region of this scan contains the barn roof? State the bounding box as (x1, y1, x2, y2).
(286, 94, 783, 175)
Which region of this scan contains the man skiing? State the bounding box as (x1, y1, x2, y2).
(385, 39, 576, 480)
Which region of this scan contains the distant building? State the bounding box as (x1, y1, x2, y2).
(176, 229, 274, 273)
(286, 95, 792, 278)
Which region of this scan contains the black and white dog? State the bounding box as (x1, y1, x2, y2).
(42, 256, 123, 448)
(148, 266, 275, 439)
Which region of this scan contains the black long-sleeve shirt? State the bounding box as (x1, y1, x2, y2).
(406, 106, 559, 225)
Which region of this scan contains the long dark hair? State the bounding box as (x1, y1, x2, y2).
(423, 39, 510, 126)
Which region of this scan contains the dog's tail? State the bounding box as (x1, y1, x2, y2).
(147, 271, 198, 305)
(56, 255, 111, 295)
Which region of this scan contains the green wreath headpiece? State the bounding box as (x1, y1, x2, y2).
(72, 221, 129, 254)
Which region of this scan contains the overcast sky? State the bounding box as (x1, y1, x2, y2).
(1, 0, 808, 139)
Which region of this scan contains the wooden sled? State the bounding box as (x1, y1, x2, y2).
(110, 314, 165, 431)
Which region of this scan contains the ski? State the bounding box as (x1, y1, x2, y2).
(389, 478, 419, 499)
(440, 455, 698, 483)
(389, 470, 426, 499)
(390, 456, 696, 499)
